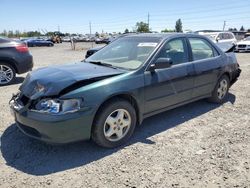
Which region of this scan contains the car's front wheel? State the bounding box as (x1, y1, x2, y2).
(92, 99, 136, 148)
(0, 63, 16, 86)
(208, 75, 230, 103)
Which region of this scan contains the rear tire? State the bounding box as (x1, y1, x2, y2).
(91, 99, 136, 148)
(0, 62, 16, 86)
(208, 75, 230, 103)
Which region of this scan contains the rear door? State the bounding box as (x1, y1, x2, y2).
(144, 37, 195, 114)
(188, 37, 222, 98)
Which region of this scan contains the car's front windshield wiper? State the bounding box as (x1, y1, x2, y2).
(87, 60, 117, 69)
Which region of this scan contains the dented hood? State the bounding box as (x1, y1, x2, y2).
(20, 62, 125, 99)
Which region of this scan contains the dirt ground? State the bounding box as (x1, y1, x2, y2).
(0, 43, 249, 188)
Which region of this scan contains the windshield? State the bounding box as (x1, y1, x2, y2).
(86, 36, 161, 70)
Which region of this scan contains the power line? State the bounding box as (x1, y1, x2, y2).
(59, 2, 250, 25)
(151, 3, 250, 18)
(77, 0, 248, 23)
(151, 10, 249, 23)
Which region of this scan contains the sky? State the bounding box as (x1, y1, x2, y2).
(0, 0, 249, 34)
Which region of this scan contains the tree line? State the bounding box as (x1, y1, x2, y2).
(125, 18, 182, 33)
(1, 19, 249, 38)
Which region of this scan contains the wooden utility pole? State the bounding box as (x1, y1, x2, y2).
(89, 21, 93, 48)
(147, 12, 150, 32)
(223, 21, 226, 31)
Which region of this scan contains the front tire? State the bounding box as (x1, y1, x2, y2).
(0, 63, 16, 86)
(208, 75, 230, 103)
(92, 99, 137, 148)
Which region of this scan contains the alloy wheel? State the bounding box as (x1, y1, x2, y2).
(217, 79, 228, 99)
(0, 65, 14, 85)
(103, 109, 131, 142)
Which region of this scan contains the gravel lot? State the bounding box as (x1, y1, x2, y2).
(0, 43, 249, 188)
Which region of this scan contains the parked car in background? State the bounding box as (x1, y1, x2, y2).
(95, 38, 105, 44)
(10, 33, 241, 148)
(62, 36, 71, 42)
(86, 37, 120, 58)
(95, 37, 115, 44)
(24, 39, 54, 47)
(199, 32, 237, 44)
(235, 36, 250, 52)
(0, 37, 33, 85)
(198, 31, 237, 53)
(85, 46, 103, 58)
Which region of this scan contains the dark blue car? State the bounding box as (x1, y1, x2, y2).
(25, 39, 54, 47)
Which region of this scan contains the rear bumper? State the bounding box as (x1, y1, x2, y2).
(230, 68, 241, 86)
(16, 53, 33, 74)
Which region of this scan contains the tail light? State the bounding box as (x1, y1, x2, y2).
(15, 44, 29, 53)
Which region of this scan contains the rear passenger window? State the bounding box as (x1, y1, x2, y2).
(218, 33, 224, 40)
(156, 38, 188, 65)
(189, 38, 217, 61)
(224, 33, 230, 39)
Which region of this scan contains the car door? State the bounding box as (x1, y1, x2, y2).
(144, 37, 195, 114)
(188, 37, 222, 98)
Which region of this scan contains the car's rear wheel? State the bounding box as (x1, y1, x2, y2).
(208, 75, 230, 103)
(92, 99, 136, 148)
(0, 63, 16, 86)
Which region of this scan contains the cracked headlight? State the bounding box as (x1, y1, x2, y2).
(34, 98, 82, 114)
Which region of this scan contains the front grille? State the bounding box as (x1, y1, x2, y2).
(238, 45, 246, 48)
(17, 122, 41, 138)
(18, 94, 29, 106)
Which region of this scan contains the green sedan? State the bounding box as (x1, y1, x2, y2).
(10, 33, 241, 148)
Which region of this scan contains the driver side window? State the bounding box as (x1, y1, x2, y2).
(156, 38, 189, 65)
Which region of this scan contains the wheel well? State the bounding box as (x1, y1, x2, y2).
(0, 60, 18, 73)
(94, 94, 141, 126)
(222, 72, 231, 81)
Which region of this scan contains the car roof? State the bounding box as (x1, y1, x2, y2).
(199, 31, 234, 35)
(122, 33, 205, 40)
(120, 33, 226, 53)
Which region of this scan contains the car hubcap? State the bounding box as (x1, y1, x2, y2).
(0, 65, 13, 85)
(217, 79, 228, 99)
(103, 109, 131, 142)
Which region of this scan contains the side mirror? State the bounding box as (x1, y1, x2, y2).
(149, 58, 173, 71)
(216, 37, 220, 42)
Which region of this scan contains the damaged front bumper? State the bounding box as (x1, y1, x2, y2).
(9, 94, 95, 144)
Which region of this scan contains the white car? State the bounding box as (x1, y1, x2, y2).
(235, 36, 250, 52)
(199, 32, 237, 44)
(198, 32, 237, 52)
